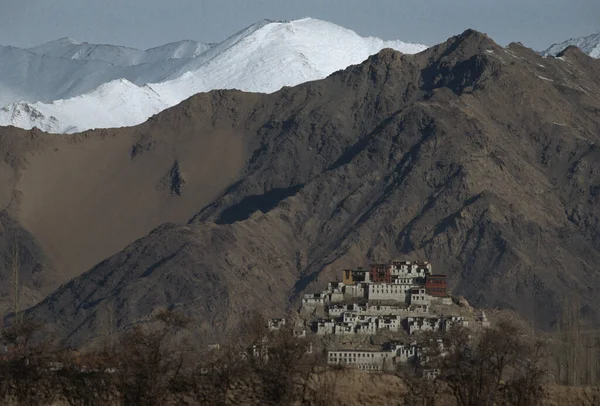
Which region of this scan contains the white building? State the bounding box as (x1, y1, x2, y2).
(364, 303, 406, 315)
(367, 283, 411, 301)
(389, 260, 432, 278)
(327, 282, 346, 303)
(328, 350, 393, 371)
(356, 322, 378, 335)
(406, 316, 442, 335)
(377, 315, 402, 332)
(293, 329, 307, 338)
(342, 312, 358, 323)
(317, 319, 335, 335)
(444, 316, 468, 329)
(343, 283, 367, 300)
(393, 343, 420, 363)
(327, 304, 347, 317)
(410, 288, 431, 306)
(336, 322, 356, 336)
(302, 292, 328, 308)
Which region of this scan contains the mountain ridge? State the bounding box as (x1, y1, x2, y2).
(543, 32, 600, 58)
(7, 29, 600, 346)
(27, 37, 215, 66)
(0, 18, 427, 133)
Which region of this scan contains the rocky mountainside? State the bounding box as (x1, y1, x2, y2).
(0, 100, 256, 315)
(7, 29, 600, 346)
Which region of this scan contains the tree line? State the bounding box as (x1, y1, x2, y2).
(2, 307, 600, 405)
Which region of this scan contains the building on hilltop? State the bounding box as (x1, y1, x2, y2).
(425, 274, 448, 297)
(327, 282, 345, 303)
(390, 260, 431, 279)
(327, 342, 421, 372)
(444, 315, 468, 329)
(327, 349, 393, 371)
(410, 287, 430, 306)
(377, 315, 402, 332)
(393, 343, 420, 363)
(367, 283, 409, 301)
(405, 316, 443, 335)
(343, 267, 371, 285)
(316, 319, 335, 335)
(369, 263, 393, 283)
(303, 259, 456, 335)
(302, 292, 328, 308)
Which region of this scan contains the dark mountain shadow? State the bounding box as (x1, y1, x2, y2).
(216, 184, 304, 224)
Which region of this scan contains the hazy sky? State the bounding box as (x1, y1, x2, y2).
(0, 0, 598, 51)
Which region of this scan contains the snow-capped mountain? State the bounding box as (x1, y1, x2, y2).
(0, 40, 212, 107)
(1, 80, 168, 133)
(543, 32, 600, 58)
(0, 44, 117, 107)
(155, 18, 427, 100)
(0, 18, 428, 133)
(28, 38, 214, 66)
(0, 44, 195, 107)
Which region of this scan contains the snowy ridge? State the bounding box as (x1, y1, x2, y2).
(0, 18, 428, 134)
(0, 41, 212, 107)
(154, 18, 427, 103)
(543, 32, 600, 58)
(0, 43, 195, 106)
(28, 38, 214, 66)
(0, 79, 168, 133)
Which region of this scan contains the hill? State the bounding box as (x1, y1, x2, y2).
(0, 97, 254, 313)
(8, 30, 599, 345)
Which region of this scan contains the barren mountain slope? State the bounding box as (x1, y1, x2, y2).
(0, 91, 284, 312)
(23, 30, 600, 345)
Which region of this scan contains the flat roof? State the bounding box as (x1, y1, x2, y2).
(329, 349, 388, 353)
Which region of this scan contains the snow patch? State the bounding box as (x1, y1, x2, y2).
(538, 76, 554, 82)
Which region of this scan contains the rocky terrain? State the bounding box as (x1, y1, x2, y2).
(1, 30, 600, 345)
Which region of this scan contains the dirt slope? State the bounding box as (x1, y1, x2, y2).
(0, 93, 264, 310)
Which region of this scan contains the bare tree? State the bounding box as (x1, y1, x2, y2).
(421, 319, 546, 406)
(550, 298, 600, 386)
(498, 339, 547, 406)
(251, 327, 313, 404)
(0, 319, 59, 405)
(308, 368, 342, 406)
(172, 341, 249, 406)
(114, 309, 190, 406)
